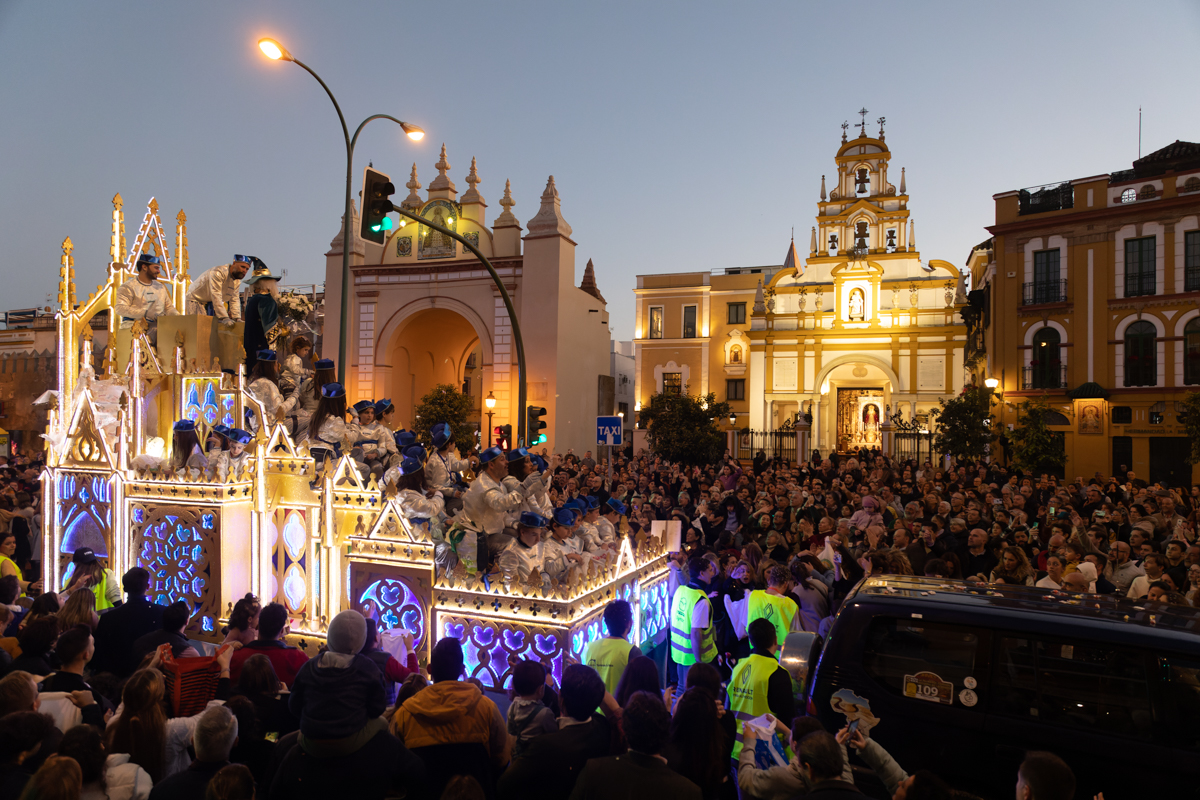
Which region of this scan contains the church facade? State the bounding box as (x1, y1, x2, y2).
(323, 147, 612, 454)
(634, 120, 967, 455)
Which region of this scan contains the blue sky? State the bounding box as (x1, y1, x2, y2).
(2, 1, 1198, 340)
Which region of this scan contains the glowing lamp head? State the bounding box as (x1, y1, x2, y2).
(984, 378, 999, 389)
(258, 38, 292, 62)
(401, 122, 425, 141)
(484, 392, 496, 410)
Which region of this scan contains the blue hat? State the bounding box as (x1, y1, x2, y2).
(395, 430, 417, 449)
(136, 253, 161, 267)
(606, 498, 627, 516)
(399, 456, 424, 476)
(374, 399, 393, 415)
(403, 445, 427, 461)
(479, 446, 504, 464)
(584, 495, 599, 511)
(315, 358, 335, 371)
(563, 500, 584, 519)
(431, 422, 453, 449)
(506, 446, 530, 463)
(321, 382, 346, 399)
(531, 454, 548, 472)
(352, 400, 375, 414)
(520, 512, 549, 529)
(233, 254, 255, 265)
(173, 420, 196, 432)
(211, 424, 231, 438)
(228, 428, 253, 445)
(553, 508, 576, 528)
(257, 349, 277, 363)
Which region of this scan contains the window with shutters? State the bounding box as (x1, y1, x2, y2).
(1124, 237, 1156, 297)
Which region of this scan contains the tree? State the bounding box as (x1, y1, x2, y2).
(932, 384, 995, 463)
(1180, 390, 1200, 465)
(1008, 397, 1067, 475)
(413, 384, 477, 455)
(637, 390, 731, 466)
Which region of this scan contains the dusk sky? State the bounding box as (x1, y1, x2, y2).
(2, 1, 1198, 341)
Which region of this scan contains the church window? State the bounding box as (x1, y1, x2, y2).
(726, 379, 745, 401)
(854, 221, 869, 251)
(856, 168, 870, 196)
(1120, 188, 1136, 203)
(648, 307, 663, 339)
(1124, 236, 1156, 297)
(829, 233, 839, 256)
(886, 228, 898, 253)
(682, 306, 697, 339)
(1184, 231, 1200, 292)
(663, 372, 682, 395)
(728, 302, 746, 325)
(1124, 320, 1157, 387)
(1184, 318, 1200, 385)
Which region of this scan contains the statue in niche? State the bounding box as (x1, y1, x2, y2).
(849, 288, 865, 321)
(729, 345, 742, 364)
(863, 404, 879, 426)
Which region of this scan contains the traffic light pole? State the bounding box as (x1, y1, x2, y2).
(392, 207, 528, 447)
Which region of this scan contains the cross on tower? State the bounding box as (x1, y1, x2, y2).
(841, 121, 849, 143)
(858, 107, 869, 137)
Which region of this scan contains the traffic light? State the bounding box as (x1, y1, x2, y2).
(496, 424, 512, 450)
(526, 406, 547, 445)
(361, 167, 396, 244)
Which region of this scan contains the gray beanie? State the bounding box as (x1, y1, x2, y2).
(327, 609, 368, 655)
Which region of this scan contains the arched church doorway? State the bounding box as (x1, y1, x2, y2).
(816, 361, 894, 452)
(386, 308, 484, 433)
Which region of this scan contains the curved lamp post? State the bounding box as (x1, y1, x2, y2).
(257, 38, 423, 385)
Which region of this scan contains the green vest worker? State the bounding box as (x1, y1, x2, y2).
(669, 557, 718, 688)
(0, 531, 41, 595)
(583, 600, 642, 697)
(727, 617, 797, 758)
(746, 565, 800, 653)
(66, 547, 121, 611)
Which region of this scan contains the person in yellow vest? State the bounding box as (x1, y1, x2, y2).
(582, 600, 641, 697)
(669, 557, 718, 689)
(65, 547, 122, 611)
(744, 565, 802, 655)
(0, 531, 41, 595)
(726, 618, 797, 759)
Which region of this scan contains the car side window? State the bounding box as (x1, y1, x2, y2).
(862, 618, 981, 709)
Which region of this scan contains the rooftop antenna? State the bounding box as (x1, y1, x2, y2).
(1138, 106, 1142, 159)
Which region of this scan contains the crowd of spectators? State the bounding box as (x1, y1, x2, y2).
(0, 442, 1194, 799)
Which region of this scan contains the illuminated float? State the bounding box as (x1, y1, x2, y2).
(40, 196, 670, 685)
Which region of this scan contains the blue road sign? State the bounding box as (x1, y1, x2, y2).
(597, 416, 622, 446)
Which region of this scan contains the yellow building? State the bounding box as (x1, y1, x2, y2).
(967, 139, 1200, 484)
(634, 119, 967, 456)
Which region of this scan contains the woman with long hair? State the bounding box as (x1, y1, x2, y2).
(170, 420, 206, 475)
(989, 545, 1035, 586)
(302, 382, 363, 466)
(663, 687, 731, 800)
(788, 557, 829, 632)
(296, 357, 336, 435)
(232, 652, 298, 736)
(56, 724, 153, 800)
(614, 655, 662, 708)
(57, 588, 98, 632)
(222, 593, 260, 647)
(247, 350, 300, 434)
(17, 754, 82, 800)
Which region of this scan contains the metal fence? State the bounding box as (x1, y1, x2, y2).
(735, 429, 797, 462)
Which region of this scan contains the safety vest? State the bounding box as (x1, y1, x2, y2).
(669, 585, 716, 667)
(747, 590, 798, 654)
(727, 653, 778, 758)
(91, 571, 114, 611)
(583, 637, 635, 697)
(0, 555, 22, 595)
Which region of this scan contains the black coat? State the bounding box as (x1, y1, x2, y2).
(92, 596, 165, 676)
(498, 715, 614, 800)
(568, 750, 703, 800)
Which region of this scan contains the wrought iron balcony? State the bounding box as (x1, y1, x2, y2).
(1022, 279, 1068, 306)
(1018, 182, 1074, 215)
(1023, 364, 1068, 390)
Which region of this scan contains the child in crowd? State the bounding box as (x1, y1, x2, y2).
(506, 659, 557, 757)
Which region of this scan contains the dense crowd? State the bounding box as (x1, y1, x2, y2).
(1, 438, 1196, 800)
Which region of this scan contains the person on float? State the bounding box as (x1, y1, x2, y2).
(463, 446, 531, 563)
(545, 508, 588, 580)
(502, 447, 556, 522)
(374, 399, 397, 432)
(598, 498, 626, 545)
(425, 423, 476, 515)
(280, 336, 313, 394)
(206, 423, 231, 457)
(242, 259, 283, 375)
(498, 512, 555, 587)
(213, 428, 255, 482)
(302, 382, 365, 473)
(296, 357, 335, 435)
(186, 255, 250, 322)
(247, 350, 301, 435)
(171, 419, 208, 476)
(64, 547, 122, 611)
(113, 253, 177, 345)
(351, 401, 397, 481)
(385, 455, 445, 529)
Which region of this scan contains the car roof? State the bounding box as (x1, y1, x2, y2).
(844, 576, 1200, 651)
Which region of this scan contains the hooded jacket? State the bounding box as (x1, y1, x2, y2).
(389, 680, 509, 764)
(289, 653, 386, 740)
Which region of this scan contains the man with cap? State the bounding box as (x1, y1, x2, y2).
(426, 422, 476, 515)
(242, 258, 283, 374)
(598, 498, 625, 545)
(498, 512, 554, 586)
(352, 401, 398, 480)
(185, 256, 250, 323)
(114, 253, 178, 344)
(463, 446, 534, 560)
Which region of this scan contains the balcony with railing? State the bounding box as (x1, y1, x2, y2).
(1018, 182, 1074, 216)
(1023, 364, 1068, 390)
(1022, 279, 1068, 306)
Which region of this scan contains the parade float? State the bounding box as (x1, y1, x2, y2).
(40, 196, 671, 686)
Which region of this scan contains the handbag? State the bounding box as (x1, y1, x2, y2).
(157, 643, 230, 717)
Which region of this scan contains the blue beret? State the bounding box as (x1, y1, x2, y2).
(228, 428, 253, 445)
(399, 456, 424, 476)
(431, 422, 453, 449)
(315, 358, 335, 370)
(173, 420, 196, 432)
(256, 349, 277, 363)
(403, 445, 427, 461)
(479, 446, 504, 464)
(321, 382, 346, 399)
(606, 498, 627, 516)
(352, 400, 375, 413)
(506, 446, 529, 462)
(211, 424, 231, 438)
(530, 455, 548, 472)
(519, 512, 549, 529)
(553, 508, 576, 528)
(374, 399, 393, 415)
(585, 495, 599, 511)
(395, 430, 417, 448)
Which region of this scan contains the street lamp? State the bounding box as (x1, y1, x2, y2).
(729, 411, 737, 426)
(257, 37, 423, 384)
(484, 391, 496, 446)
(984, 378, 999, 389)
